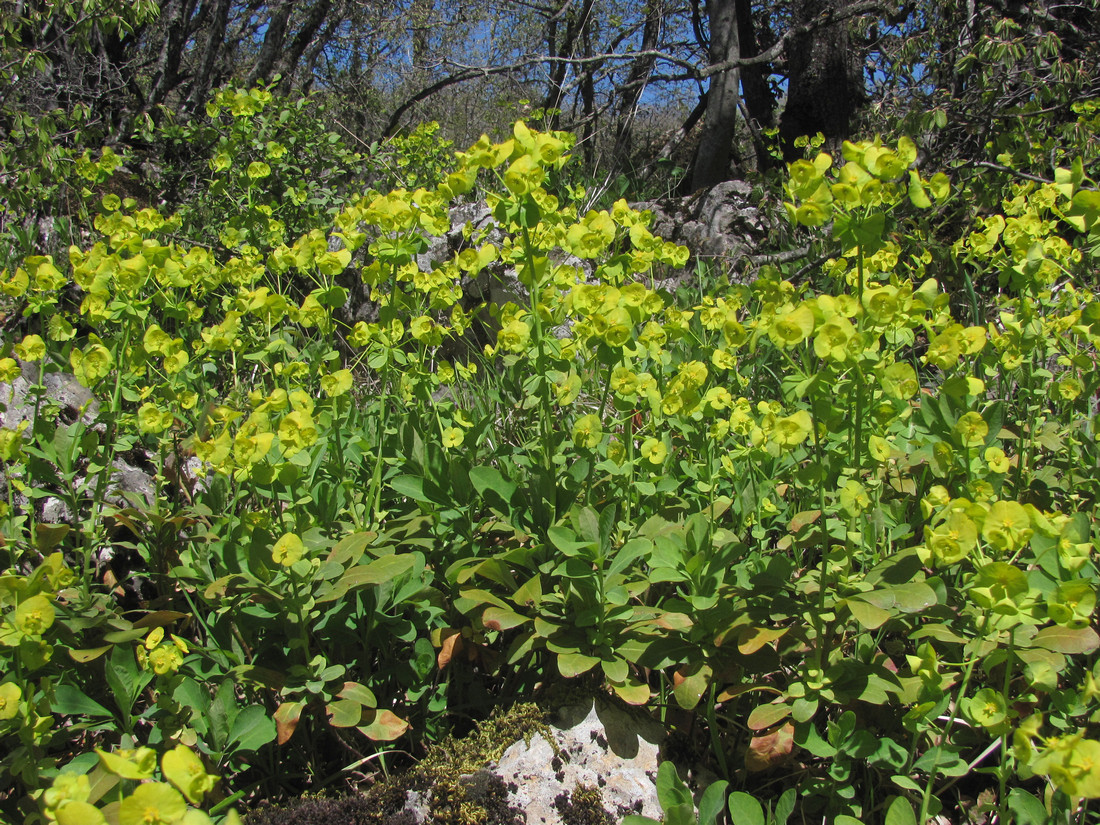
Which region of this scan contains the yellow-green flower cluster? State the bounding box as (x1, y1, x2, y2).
(917, 486, 1090, 572)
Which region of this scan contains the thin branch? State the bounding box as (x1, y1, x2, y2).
(961, 159, 1100, 190)
(382, 49, 697, 136)
(382, 0, 895, 138)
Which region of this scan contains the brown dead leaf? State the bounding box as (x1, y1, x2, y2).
(274, 701, 304, 745)
(436, 629, 463, 669)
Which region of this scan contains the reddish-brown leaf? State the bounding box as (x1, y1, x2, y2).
(745, 722, 795, 772)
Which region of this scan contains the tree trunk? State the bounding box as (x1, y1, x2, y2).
(691, 0, 741, 191)
(779, 0, 864, 161)
(735, 0, 777, 171)
(272, 0, 335, 91)
(579, 18, 595, 167)
(543, 0, 595, 129)
(246, 0, 295, 86)
(410, 0, 433, 67)
(183, 0, 232, 112)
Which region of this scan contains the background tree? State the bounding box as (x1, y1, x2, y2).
(778, 0, 866, 160)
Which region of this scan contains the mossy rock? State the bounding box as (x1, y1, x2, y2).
(243, 687, 664, 825)
(243, 702, 551, 825)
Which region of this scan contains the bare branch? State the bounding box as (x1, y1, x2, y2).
(701, 0, 894, 75)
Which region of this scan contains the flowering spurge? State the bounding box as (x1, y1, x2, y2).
(41, 744, 238, 825)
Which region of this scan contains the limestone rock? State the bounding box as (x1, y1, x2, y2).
(633, 180, 787, 287)
(0, 361, 156, 521)
(381, 696, 663, 825)
(491, 697, 663, 824)
(1, 359, 99, 429)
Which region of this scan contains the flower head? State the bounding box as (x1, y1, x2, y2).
(571, 414, 603, 449)
(272, 533, 305, 567)
(0, 682, 21, 720)
(641, 438, 667, 465)
(118, 782, 187, 825)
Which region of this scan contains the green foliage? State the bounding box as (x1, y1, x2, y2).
(0, 0, 157, 270)
(1, 104, 1100, 825)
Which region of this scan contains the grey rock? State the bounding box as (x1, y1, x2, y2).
(0, 362, 156, 521)
(493, 698, 663, 824)
(634, 180, 786, 288)
(393, 697, 664, 825)
(1, 360, 99, 429)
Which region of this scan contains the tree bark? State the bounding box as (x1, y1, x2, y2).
(691, 0, 741, 190)
(779, 0, 865, 161)
(543, 0, 596, 129)
(410, 0, 433, 67)
(735, 0, 776, 171)
(183, 0, 232, 112)
(246, 0, 295, 86)
(272, 0, 335, 91)
(147, 0, 195, 107)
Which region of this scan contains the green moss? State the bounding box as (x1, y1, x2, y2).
(417, 701, 553, 775)
(554, 784, 614, 825)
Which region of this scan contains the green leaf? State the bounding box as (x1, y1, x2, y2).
(908, 170, 932, 208)
(890, 775, 923, 793)
(482, 606, 529, 631)
(736, 626, 787, 655)
(1006, 788, 1048, 824)
(600, 656, 629, 684)
(105, 644, 152, 718)
(52, 684, 113, 717)
(68, 645, 112, 663)
(227, 704, 276, 754)
(858, 582, 937, 614)
(317, 553, 418, 602)
(726, 791, 765, 825)
(548, 525, 593, 557)
(621, 818, 661, 825)
(607, 537, 651, 577)
(389, 474, 446, 506)
(655, 762, 693, 813)
(773, 788, 796, 824)
(611, 677, 651, 705)
(664, 803, 696, 825)
(326, 699, 363, 728)
(1030, 625, 1100, 654)
(794, 720, 836, 757)
(698, 780, 729, 825)
(557, 651, 600, 677)
(358, 709, 409, 741)
(672, 663, 713, 710)
(274, 700, 304, 745)
(101, 628, 148, 644)
(846, 598, 892, 629)
(209, 680, 238, 753)
(912, 744, 969, 776)
(885, 796, 917, 825)
(337, 682, 377, 708)
(746, 701, 791, 731)
(326, 531, 376, 567)
(470, 465, 517, 510)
